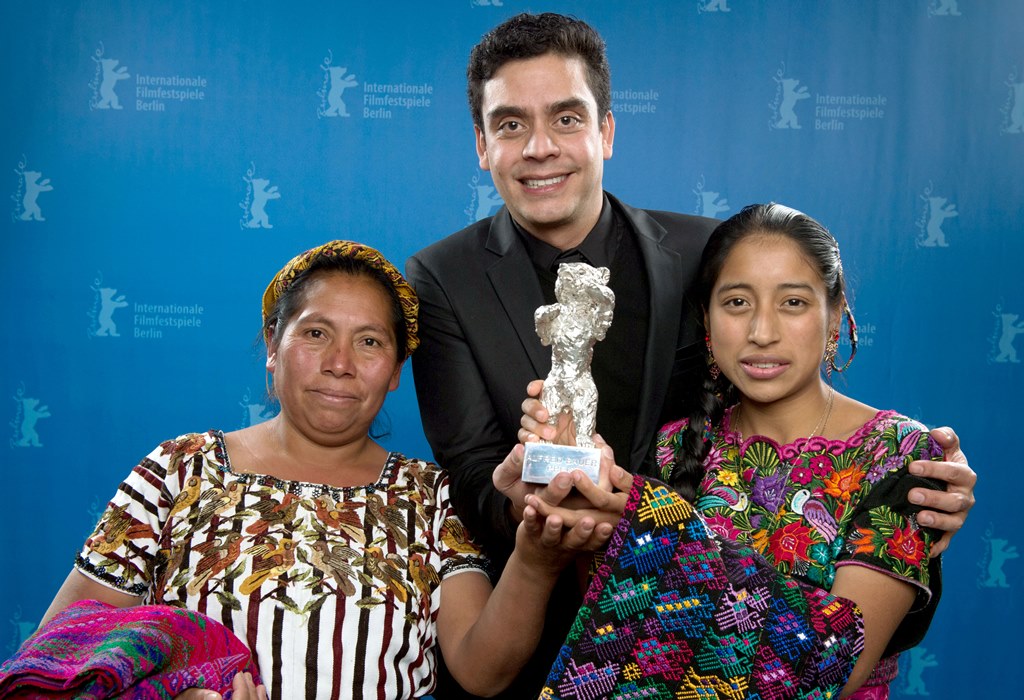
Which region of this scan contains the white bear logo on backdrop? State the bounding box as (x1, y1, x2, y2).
(698, 0, 731, 13)
(991, 305, 1024, 363)
(88, 273, 128, 338)
(11, 156, 53, 222)
(317, 49, 358, 119)
(1001, 67, 1024, 134)
(239, 162, 280, 229)
(692, 175, 730, 218)
(901, 647, 940, 696)
(240, 388, 276, 428)
(928, 0, 962, 17)
(915, 183, 958, 248)
(978, 524, 1019, 589)
(10, 385, 50, 448)
(89, 43, 131, 111)
(6, 608, 39, 656)
(770, 64, 810, 130)
(466, 170, 504, 224)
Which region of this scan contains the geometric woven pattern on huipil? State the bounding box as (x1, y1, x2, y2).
(656, 409, 946, 694)
(541, 476, 864, 700)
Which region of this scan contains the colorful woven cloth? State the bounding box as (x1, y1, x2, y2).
(0, 600, 260, 699)
(542, 476, 865, 700)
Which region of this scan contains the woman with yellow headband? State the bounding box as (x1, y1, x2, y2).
(34, 241, 620, 699)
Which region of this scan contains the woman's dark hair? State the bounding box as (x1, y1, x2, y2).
(663, 203, 850, 499)
(467, 12, 612, 130)
(262, 255, 408, 364)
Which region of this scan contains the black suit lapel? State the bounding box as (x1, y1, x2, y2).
(611, 196, 685, 468)
(484, 209, 550, 379)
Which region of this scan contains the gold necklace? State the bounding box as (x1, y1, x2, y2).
(732, 385, 835, 442)
(807, 385, 835, 439)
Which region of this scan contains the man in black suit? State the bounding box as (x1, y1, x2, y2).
(407, 12, 975, 697)
(408, 13, 717, 560)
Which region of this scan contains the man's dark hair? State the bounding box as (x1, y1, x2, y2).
(467, 12, 612, 130)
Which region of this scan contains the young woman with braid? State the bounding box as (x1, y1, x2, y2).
(519, 203, 944, 698)
(652, 203, 944, 698)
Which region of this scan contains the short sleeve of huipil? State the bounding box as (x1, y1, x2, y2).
(75, 433, 208, 596)
(836, 417, 945, 607)
(431, 471, 489, 580)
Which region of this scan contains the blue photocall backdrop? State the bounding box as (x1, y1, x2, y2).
(2, 1, 1021, 695)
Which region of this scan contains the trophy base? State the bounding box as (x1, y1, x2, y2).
(521, 442, 601, 484)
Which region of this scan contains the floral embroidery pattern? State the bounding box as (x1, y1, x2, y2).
(657, 410, 942, 594)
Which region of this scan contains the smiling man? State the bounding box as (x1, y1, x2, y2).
(406, 14, 719, 697)
(405, 12, 975, 698)
(409, 13, 716, 553)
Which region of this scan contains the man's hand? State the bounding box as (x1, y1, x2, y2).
(493, 443, 544, 522)
(493, 442, 584, 523)
(523, 438, 633, 539)
(519, 379, 577, 446)
(909, 426, 976, 557)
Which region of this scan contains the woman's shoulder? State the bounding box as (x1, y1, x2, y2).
(845, 409, 943, 465)
(155, 430, 221, 452)
(389, 452, 439, 469)
(388, 452, 445, 484)
(830, 396, 934, 449)
(139, 430, 225, 477)
(861, 410, 934, 441)
(657, 416, 693, 443)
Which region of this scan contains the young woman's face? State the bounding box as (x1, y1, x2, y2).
(267, 272, 402, 446)
(706, 233, 838, 408)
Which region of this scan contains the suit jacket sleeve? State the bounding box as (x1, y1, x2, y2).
(406, 253, 519, 558)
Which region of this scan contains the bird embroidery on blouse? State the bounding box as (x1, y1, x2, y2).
(408, 552, 441, 602)
(791, 489, 840, 543)
(309, 540, 361, 597)
(88, 503, 153, 554)
(239, 536, 297, 595)
(313, 495, 366, 545)
(187, 482, 248, 531)
(695, 485, 749, 513)
(169, 476, 203, 517)
(245, 492, 302, 536)
(365, 492, 410, 550)
(439, 518, 479, 554)
(186, 531, 245, 595)
(362, 545, 409, 604)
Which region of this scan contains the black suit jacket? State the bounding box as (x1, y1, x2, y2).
(407, 194, 716, 556)
(406, 194, 716, 697)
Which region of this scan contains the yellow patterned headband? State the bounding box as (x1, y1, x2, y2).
(262, 240, 419, 357)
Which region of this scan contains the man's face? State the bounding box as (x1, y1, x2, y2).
(475, 53, 614, 248)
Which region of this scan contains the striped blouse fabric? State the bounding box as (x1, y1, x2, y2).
(76, 430, 488, 699)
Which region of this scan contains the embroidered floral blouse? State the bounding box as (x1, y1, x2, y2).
(76, 431, 488, 700)
(657, 409, 943, 603)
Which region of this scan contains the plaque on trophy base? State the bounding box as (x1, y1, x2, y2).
(521, 442, 602, 484)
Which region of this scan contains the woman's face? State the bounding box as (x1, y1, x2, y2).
(705, 233, 838, 408)
(267, 272, 403, 446)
